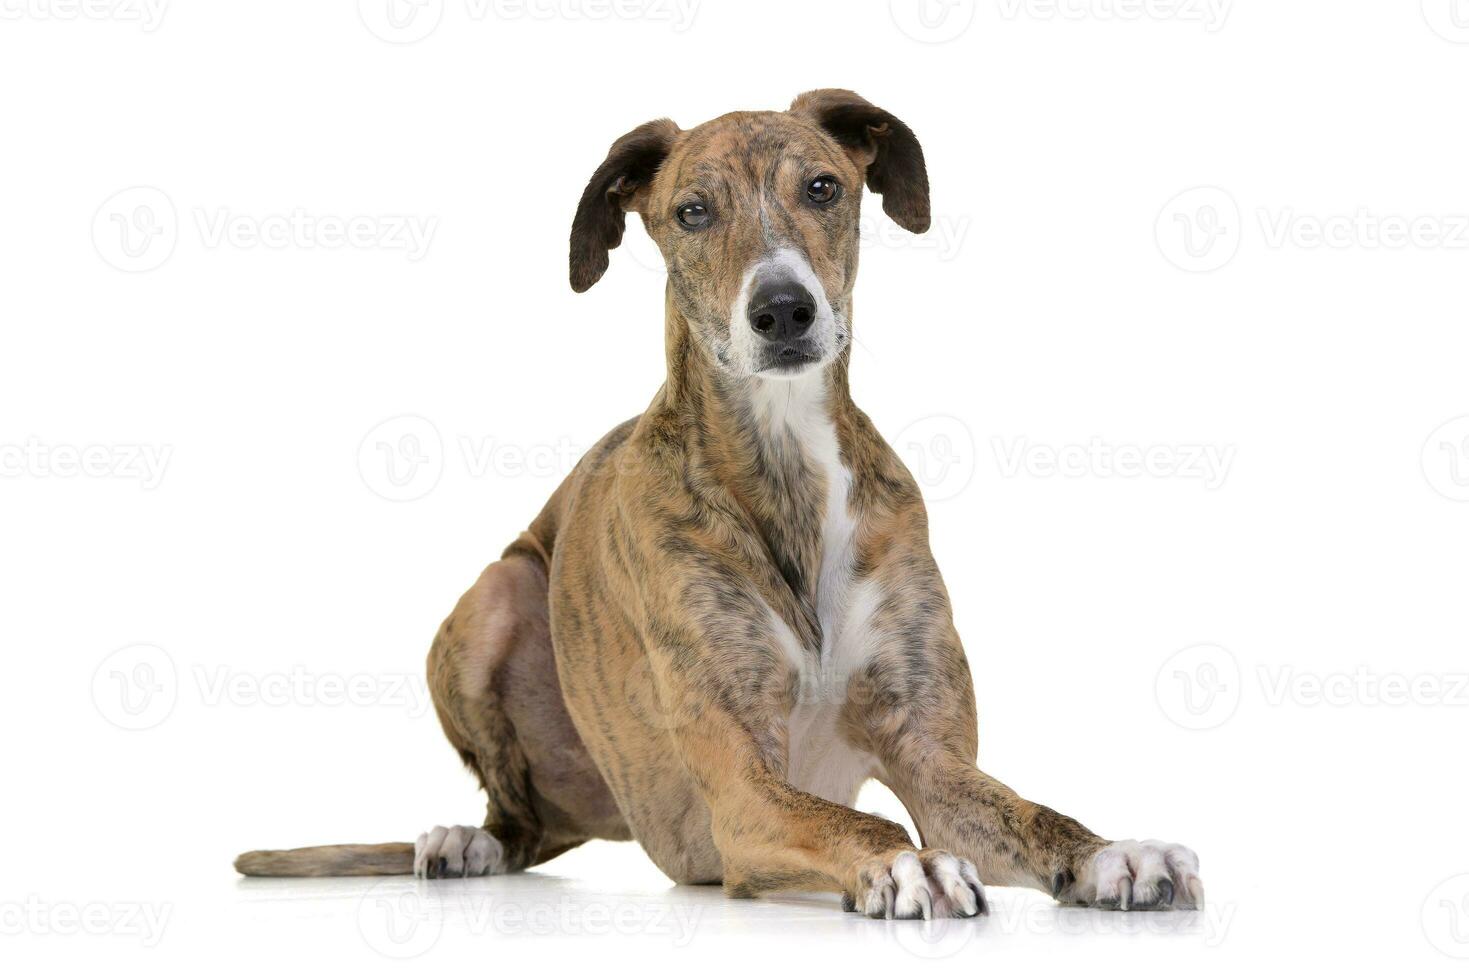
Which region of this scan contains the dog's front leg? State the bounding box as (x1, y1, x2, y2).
(634, 583, 986, 919)
(852, 624, 1204, 910)
(680, 725, 984, 918)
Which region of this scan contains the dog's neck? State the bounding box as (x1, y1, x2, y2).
(656, 295, 857, 477)
(654, 297, 858, 612)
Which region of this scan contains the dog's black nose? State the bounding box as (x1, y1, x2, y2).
(747, 280, 816, 341)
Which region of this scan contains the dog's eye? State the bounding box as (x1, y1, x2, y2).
(805, 176, 841, 206)
(676, 202, 710, 229)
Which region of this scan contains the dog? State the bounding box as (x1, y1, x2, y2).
(236, 90, 1204, 919)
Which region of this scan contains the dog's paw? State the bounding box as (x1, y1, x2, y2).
(1054, 839, 1203, 910)
(845, 849, 988, 920)
(413, 824, 503, 878)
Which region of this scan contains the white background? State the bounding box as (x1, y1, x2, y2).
(3, 0, 1468, 974)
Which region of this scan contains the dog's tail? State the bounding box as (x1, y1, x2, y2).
(234, 842, 415, 877)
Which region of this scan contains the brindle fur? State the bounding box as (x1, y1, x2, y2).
(236, 91, 1198, 914)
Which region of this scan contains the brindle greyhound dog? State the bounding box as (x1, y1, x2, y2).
(236, 90, 1204, 919)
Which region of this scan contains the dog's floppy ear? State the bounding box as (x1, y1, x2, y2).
(789, 89, 929, 234)
(569, 118, 680, 293)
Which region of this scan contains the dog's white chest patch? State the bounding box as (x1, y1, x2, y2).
(752, 375, 882, 807)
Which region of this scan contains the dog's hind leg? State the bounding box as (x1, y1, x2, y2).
(235, 542, 627, 878)
(419, 550, 628, 878)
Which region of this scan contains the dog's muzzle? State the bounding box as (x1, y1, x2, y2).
(746, 277, 821, 374)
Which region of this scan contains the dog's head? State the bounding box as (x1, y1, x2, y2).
(569, 90, 928, 380)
